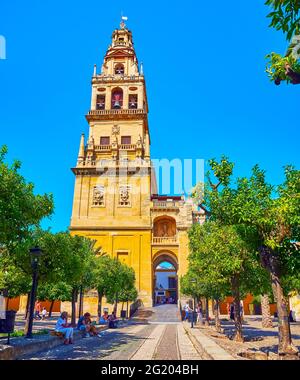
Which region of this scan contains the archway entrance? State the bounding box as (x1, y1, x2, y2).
(153, 253, 178, 306)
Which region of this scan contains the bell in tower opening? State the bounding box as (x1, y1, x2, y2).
(111, 88, 123, 109)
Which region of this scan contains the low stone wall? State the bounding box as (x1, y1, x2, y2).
(0, 325, 108, 360)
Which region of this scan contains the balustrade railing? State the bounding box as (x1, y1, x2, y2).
(88, 109, 145, 116)
(119, 144, 136, 150)
(92, 75, 144, 82)
(94, 145, 112, 151)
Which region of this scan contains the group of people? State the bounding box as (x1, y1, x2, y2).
(99, 310, 119, 328)
(34, 301, 47, 320)
(54, 310, 120, 345)
(183, 301, 204, 324)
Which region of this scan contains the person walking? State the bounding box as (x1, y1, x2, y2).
(196, 301, 203, 325)
(183, 302, 191, 321)
(34, 300, 42, 320)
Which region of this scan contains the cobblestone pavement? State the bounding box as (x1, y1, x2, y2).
(193, 315, 300, 359)
(18, 305, 204, 360)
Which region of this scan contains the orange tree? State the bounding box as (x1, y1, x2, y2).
(193, 157, 300, 356)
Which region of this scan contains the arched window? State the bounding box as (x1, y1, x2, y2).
(115, 64, 124, 75)
(96, 95, 105, 110)
(111, 88, 123, 109)
(129, 94, 138, 109)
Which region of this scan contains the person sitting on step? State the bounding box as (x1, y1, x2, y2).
(55, 311, 74, 345)
(77, 312, 101, 337)
(108, 311, 118, 329)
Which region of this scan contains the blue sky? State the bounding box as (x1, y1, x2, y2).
(0, 1, 299, 232)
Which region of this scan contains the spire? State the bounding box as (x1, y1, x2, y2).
(77, 133, 85, 165)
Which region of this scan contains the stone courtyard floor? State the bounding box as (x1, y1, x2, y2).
(190, 315, 300, 360)
(17, 305, 204, 360)
(1, 307, 300, 360)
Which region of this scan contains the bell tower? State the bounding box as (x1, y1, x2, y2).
(85, 20, 150, 164)
(70, 20, 154, 307)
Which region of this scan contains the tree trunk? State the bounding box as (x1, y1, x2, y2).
(121, 301, 124, 311)
(261, 294, 273, 328)
(71, 288, 77, 326)
(114, 300, 118, 315)
(113, 293, 118, 315)
(6, 297, 10, 311)
(97, 291, 103, 318)
(48, 300, 54, 318)
(78, 286, 83, 318)
(205, 297, 210, 326)
(231, 275, 244, 342)
(260, 245, 298, 356)
(126, 301, 129, 319)
(214, 298, 222, 333)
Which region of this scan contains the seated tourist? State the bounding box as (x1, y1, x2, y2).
(55, 311, 74, 345)
(108, 311, 118, 329)
(77, 312, 101, 338)
(99, 311, 109, 325)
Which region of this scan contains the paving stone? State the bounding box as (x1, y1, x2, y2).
(177, 324, 202, 360)
(153, 325, 179, 360)
(131, 324, 166, 360)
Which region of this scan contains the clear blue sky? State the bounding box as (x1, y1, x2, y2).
(0, 1, 299, 232)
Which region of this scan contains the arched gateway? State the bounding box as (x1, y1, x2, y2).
(153, 251, 178, 306)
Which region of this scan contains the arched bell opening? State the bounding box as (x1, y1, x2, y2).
(111, 87, 123, 109)
(115, 64, 124, 75)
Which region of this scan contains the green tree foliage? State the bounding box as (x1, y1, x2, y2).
(193, 156, 299, 355)
(0, 146, 54, 253)
(185, 221, 267, 340)
(0, 255, 31, 299)
(266, 0, 300, 39)
(105, 260, 136, 314)
(92, 255, 117, 317)
(265, 0, 300, 84)
(61, 234, 99, 324)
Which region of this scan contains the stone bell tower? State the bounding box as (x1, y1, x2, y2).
(69, 20, 197, 313)
(70, 20, 155, 308)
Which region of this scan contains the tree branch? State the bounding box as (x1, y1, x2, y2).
(285, 64, 300, 84)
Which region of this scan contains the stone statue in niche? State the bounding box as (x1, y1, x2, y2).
(120, 186, 130, 205)
(162, 223, 168, 237)
(93, 186, 104, 206)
